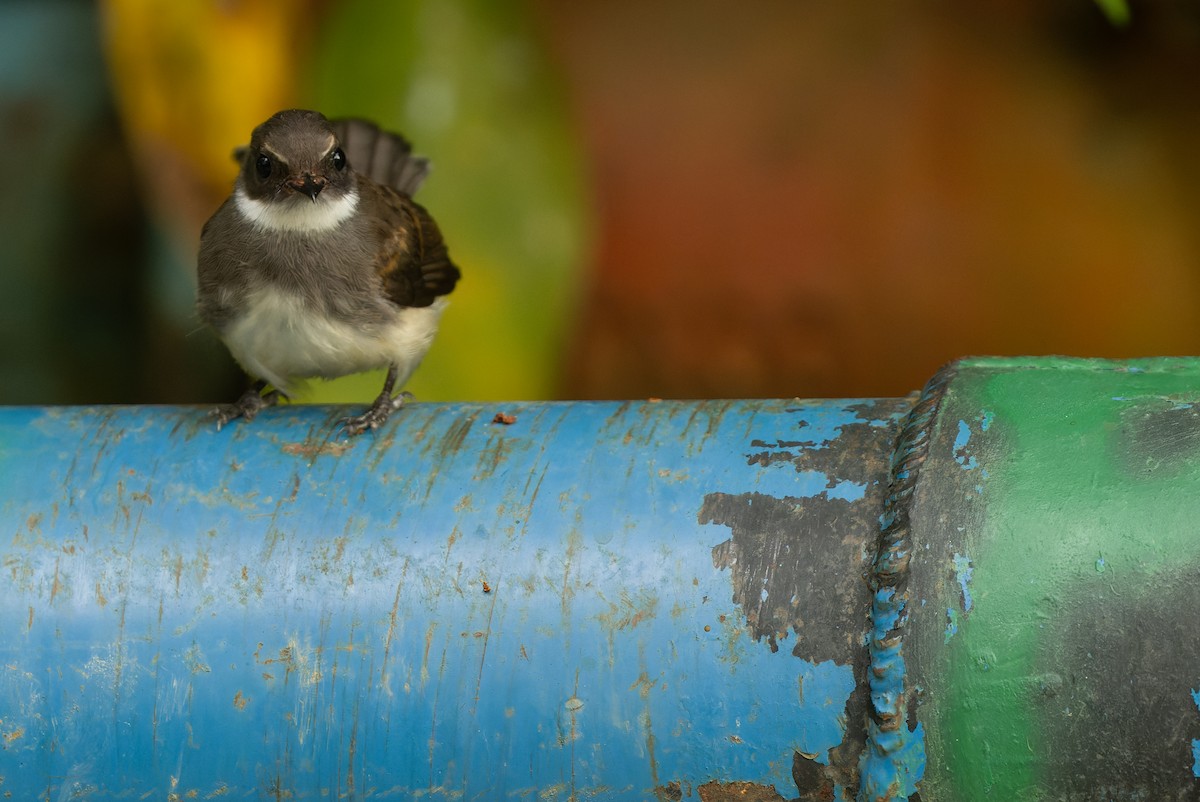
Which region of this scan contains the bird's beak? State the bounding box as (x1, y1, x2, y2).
(286, 174, 327, 201)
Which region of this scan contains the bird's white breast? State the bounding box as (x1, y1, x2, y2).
(222, 287, 447, 394)
(233, 186, 360, 233)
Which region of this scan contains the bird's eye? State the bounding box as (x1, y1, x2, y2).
(331, 148, 347, 171)
(255, 155, 272, 179)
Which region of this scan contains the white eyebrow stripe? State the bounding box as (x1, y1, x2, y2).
(320, 133, 337, 158)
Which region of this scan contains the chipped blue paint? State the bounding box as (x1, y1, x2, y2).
(797, 660, 858, 763)
(1192, 690, 1200, 778)
(789, 468, 867, 501)
(952, 553, 974, 612)
(858, 587, 925, 800)
(944, 608, 959, 643)
(954, 419, 971, 451)
(953, 420, 979, 470)
(0, 401, 882, 801)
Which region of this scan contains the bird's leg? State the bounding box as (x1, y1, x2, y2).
(340, 364, 412, 436)
(212, 380, 282, 430)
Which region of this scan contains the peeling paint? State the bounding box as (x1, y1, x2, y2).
(1, 400, 881, 800)
(1192, 689, 1200, 778)
(951, 553, 973, 613)
(943, 608, 958, 644)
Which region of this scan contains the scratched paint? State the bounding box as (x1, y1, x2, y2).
(0, 399, 893, 800)
(951, 553, 973, 612)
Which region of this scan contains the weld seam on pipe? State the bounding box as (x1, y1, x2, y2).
(858, 361, 958, 801)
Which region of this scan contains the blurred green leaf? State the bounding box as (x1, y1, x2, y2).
(1094, 0, 1130, 27)
(304, 0, 589, 403)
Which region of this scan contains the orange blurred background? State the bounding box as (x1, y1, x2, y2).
(2, 0, 1196, 404)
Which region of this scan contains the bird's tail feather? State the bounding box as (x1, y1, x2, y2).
(330, 118, 431, 196)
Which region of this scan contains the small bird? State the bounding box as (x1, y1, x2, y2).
(197, 109, 460, 434)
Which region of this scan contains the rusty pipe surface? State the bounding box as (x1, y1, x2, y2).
(7, 356, 1200, 801)
(0, 398, 908, 800)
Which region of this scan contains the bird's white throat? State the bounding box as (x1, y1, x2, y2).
(234, 186, 359, 233)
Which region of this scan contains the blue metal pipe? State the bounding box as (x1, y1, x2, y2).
(0, 400, 907, 800)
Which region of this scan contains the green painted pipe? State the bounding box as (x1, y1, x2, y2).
(902, 356, 1200, 800)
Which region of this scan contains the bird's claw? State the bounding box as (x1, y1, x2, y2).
(210, 385, 279, 430)
(339, 391, 412, 436)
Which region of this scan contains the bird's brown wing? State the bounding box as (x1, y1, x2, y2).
(363, 180, 460, 309)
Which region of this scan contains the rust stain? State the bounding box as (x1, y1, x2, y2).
(643, 710, 660, 795)
(347, 726, 357, 799)
(233, 690, 247, 711)
(567, 669, 582, 795)
(262, 672, 274, 681)
(560, 528, 583, 620)
(475, 430, 514, 480)
(696, 780, 787, 801)
(95, 582, 108, 608)
(25, 513, 42, 533)
(420, 623, 435, 687)
(241, 566, 249, 582)
(598, 591, 658, 632)
(281, 441, 351, 458)
(655, 781, 685, 801)
(630, 671, 660, 700)
(2, 728, 23, 745)
(184, 644, 211, 674)
(438, 415, 475, 459)
(472, 585, 500, 716)
(49, 557, 61, 603)
(380, 574, 405, 695)
(26, 606, 33, 631)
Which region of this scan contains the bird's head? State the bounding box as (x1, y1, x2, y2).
(233, 109, 359, 233)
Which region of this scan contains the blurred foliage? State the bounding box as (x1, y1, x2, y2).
(304, 0, 588, 402)
(103, 0, 308, 204)
(1094, 0, 1131, 27)
(101, 0, 320, 403)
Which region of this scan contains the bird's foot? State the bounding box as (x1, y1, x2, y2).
(212, 384, 281, 430)
(340, 391, 413, 436)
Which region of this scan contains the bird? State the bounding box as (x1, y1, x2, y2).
(196, 109, 460, 435)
